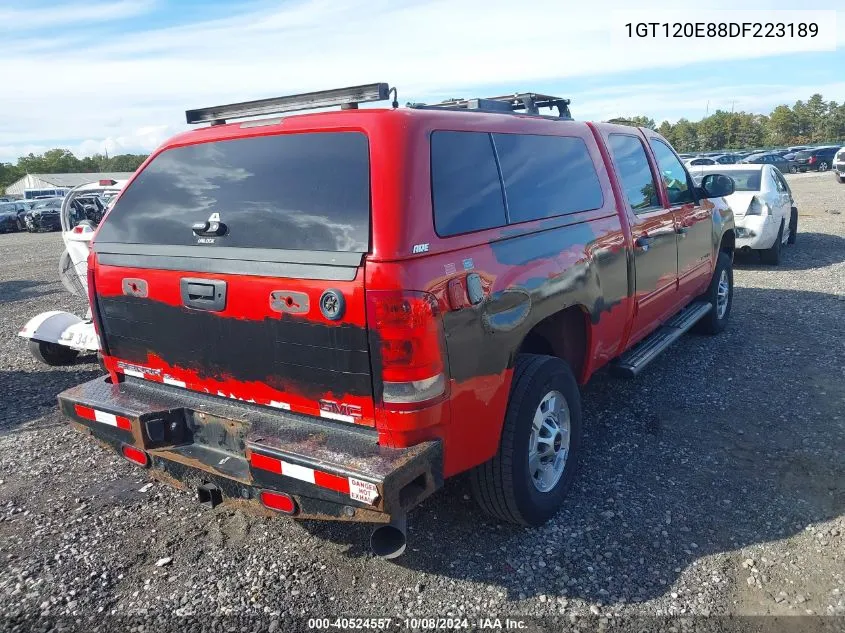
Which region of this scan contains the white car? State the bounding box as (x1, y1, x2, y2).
(835, 147, 845, 183)
(19, 179, 128, 364)
(692, 164, 796, 265)
(684, 156, 717, 167)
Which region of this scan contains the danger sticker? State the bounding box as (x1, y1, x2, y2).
(349, 478, 379, 504)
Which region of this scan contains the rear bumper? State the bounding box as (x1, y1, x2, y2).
(59, 376, 442, 523)
(735, 214, 778, 250)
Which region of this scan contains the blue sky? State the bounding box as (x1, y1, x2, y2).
(0, 0, 842, 162)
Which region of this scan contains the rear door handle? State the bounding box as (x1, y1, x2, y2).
(635, 236, 653, 251)
(180, 278, 227, 311)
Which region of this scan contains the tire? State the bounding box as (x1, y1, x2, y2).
(693, 251, 733, 335)
(760, 222, 783, 265)
(787, 209, 798, 245)
(789, 165, 798, 174)
(818, 162, 828, 172)
(470, 354, 583, 526)
(838, 175, 845, 184)
(28, 340, 79, 366)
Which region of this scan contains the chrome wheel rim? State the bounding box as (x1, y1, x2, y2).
(716, 269, 730, 319)
(528, 390, 570, 493)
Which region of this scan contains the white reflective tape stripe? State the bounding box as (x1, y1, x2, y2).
(319, 410, 354, 423)
(280, 461, 315, 484)
(123, 368, 144, 378)
(269, 401, 291, 410)
(93, 410, 118, 426)
(163, 377, 186, 388)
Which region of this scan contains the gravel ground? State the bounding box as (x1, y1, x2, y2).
(0, 171, 843, 632)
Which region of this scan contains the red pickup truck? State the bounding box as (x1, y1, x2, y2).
(58, 84, 735, 558)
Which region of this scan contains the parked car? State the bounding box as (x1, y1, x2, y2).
(0, 202, 20, 233)
(793, 146, 842, 172)
(13, 200, 34, 230)
(833, 147, 845, 183)
(692, 164, 796, 265)
(685, 156, 717, 166)
(58, 84, 736, 558)
(18, 179, 128, 366)
(712, 153, 739, 165)
(23, 198, 62, 231)
(741, 151, 798, 174)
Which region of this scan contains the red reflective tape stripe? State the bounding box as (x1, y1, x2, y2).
(313, 470, 351, 494)
(250, 452, 360, 499)
(116, 416, 132, 431)
(250, 452, 282, 475)
(74, 404, 96, 421)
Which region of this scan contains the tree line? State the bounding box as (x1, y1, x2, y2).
(1, 149, 148, 194)
(2, 93, 843, 193)
(610, 93, 845, 153)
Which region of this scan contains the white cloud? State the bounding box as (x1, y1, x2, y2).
(0, 0, 842, 162)
(0, 0, 154, 31)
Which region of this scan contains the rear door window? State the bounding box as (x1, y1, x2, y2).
(96, 132, 371, 252)
(431, 131, 507, 237)
(607, 134, 660, 213)
(492, 133, 603, 223)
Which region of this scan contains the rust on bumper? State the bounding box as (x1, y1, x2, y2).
(60, 376, 442, 523)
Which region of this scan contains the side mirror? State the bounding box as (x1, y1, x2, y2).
(700, 173, 735, 198)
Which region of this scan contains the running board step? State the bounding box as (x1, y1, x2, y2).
(611, 301, 712, 378)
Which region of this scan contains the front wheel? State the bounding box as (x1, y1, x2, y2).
(28, 340, 79, 366)
(694, 251, 733, 335)
(470, 354, 583, 526)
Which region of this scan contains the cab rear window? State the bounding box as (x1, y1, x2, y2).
(97, 132, 370, 252)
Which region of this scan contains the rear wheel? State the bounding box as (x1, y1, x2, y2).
(818, 161, 829, 172)
(694, 251, 733, 335)
(760, 222, 783, 265)
(470, 354, 582, 526)
(28, 340, 79, 366)
(787, 209, 798, 245)
(789, 165, 798, 174)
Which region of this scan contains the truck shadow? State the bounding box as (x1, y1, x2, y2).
(734, 231, 845, 271)
(0, 366, 101, 432)
(0, 279, 62, 304)
(301, 285, 844, 604)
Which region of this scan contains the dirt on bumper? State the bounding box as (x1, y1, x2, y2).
(59, 376, 442, 524)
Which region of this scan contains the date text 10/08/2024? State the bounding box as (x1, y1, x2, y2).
(625, 22, 818, 38)
(307, 617, 529, 630)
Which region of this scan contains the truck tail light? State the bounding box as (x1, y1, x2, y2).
(366, 290, 448, 408)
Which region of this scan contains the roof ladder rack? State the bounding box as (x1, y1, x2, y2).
(410, 93, 572, 119)
(186, 82, 394, 125)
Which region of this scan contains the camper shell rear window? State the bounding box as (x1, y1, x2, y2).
(96, 131, 371, 252)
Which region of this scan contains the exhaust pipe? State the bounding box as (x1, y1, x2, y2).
(370, 514, 407, 559)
